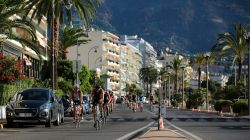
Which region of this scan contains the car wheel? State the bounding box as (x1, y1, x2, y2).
(45, 112, 51, 128)
(53, 113, 60, 126)
(61, 113, 64, 123)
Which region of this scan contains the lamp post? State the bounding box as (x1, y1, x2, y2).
(88, 46, 99, 69)
(245, 31, 250, 116)
(168, 71, 171, 107)
(204, 52, 210, 111)
(158, 71, 162, 130)
(180, 64, 186, 108)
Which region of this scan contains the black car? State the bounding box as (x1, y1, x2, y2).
(6, 88, 61, 127)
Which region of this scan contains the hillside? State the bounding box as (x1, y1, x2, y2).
(93, 0, 250, 54)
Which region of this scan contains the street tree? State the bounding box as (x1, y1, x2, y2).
(21, 0, 102, 88)
(212, 24, 249, 81)
(59, 26, 89, 59)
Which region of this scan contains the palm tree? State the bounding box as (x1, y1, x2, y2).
(59, 26, 89, 59)
(194, 53, 205, 90)
(0, 0, 38, 53)
(22, 0, 102, 88)
(212, 24, 248, 81)
(159, 66, 169, 100)
(139, 67, 151, 97)
(148, 68, 158, 95)
(172, 56, 182, 94)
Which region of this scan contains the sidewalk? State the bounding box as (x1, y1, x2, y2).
(133, 127, 189, 140)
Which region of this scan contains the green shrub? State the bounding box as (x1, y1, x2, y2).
(233, 101, 248, 115)
(58, 79, 73, 95)
(171, 100, 177, 107)
(214, 100, 233, 112)
(0, 84, 18, 105)
(54, 89, 65, 97)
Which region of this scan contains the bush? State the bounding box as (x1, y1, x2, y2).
(214, 100, 233, 112)
(54, 89, 65, 97)
(171, 100, 177, 107)
(58, 79, 73, 95)
(233, 101, 248, 115)
(0, 55, 25, 83)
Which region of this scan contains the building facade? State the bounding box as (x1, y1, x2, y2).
(1, 14, 48, 79)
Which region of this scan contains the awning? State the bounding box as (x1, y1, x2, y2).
(23, 55, 32, 66)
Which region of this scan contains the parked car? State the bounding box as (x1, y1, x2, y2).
(55, 95, 64, 123)
(61, 95, 73, 116)
(6, 88, 61, 127)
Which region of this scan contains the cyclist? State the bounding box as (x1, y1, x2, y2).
(91, 85, 104, 128)
(138, 95, 144, 112)
(132, 93, 137, 112)
(109, 91, 114, 112)
(69, 85, 83, 122)
(103, 90, 110, 117)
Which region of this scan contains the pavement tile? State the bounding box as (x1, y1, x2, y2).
(134, 127, 189, 140)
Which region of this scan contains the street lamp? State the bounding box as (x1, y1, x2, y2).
(204, 52, 210, 111)
(158, 70, 162, 130)
(88, 46, 99, 69)
(180, 64, 186, 108)
(168, 71, 171, 107)
(244, 31, 250, 116)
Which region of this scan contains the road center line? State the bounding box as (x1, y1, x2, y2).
(116, 121, 154, 140)
(165, 120, 203, 140)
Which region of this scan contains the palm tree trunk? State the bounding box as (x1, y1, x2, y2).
(198, 67, 201, 90)
(238, 61, 242, 81)
(54, 17, 60, 88)
(146, 82, 149, 98)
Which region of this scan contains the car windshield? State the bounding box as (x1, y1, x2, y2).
(14, 89, 49, 101)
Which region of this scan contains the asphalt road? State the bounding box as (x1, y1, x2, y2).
(164, 108, 250, 140)
(0, 104, 155, 140)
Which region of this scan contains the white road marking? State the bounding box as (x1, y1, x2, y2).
(146, 108, 202, 140)
(116, 121, 154, 140)
(166, 120, 203, 140)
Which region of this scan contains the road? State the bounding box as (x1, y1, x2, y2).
(0, 104, 155, 140)
(164, 108, 250, 140)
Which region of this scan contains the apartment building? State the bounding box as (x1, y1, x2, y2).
(120, 35, 157, 68)
(120, 42, 142, 94)
(67, 29, 122, 95)
(1, 14, 48, 79)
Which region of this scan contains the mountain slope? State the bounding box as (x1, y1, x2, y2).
(93, 0, 250, 54)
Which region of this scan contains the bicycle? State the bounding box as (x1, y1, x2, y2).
(94, 105, 103, 131)
(74, 102, 81, 128)
(103, 103, 109, 123)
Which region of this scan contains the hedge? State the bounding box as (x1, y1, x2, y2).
(233, 101, 248, 115)
(0, 80, 34, 105)
(214, 99, 233, 112)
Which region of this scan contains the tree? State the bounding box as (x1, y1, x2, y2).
(193, 53, 205, 90)
(148, 68, 158, 95)
(79, 65, 91, 93)
(212, 24, 249, 81)
(140, 67, 152, 97)
(59, 26, 89, 59)
(0, 0, 38, 54)
(172, 56, 182, 93)
(22, 0, 102, 88)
